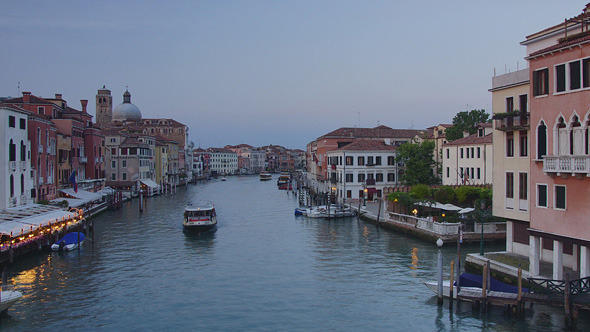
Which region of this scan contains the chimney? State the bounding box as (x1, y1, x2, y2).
(55, 93, 62, 100)
(22, 91, 31, 103)
(80, 100, 88, 113)
(463, 131, 470, 138)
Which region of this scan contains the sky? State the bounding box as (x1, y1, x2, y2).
(0, 1, 585, 150)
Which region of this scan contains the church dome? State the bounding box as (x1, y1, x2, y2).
(113, 89, 142, 122)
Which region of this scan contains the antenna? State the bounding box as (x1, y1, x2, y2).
(17, 81, 20, 95)
(410, 118, 414, 129)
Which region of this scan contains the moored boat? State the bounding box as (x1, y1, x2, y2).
(277, 172, 290, 187)
(51, 232, 85, 251)
(423, 273, 528, 299)
(183, 202, 217, 232)
(0, 286, 23, 313)
(260, 172, 272, 181)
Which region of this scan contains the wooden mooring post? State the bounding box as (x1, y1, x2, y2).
(449, 261, 455, 310)
(481, 264, 488, 314)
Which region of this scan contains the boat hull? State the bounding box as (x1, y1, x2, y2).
(51, 241, 84, 251)
(183, 223, 217, 233)
(0, 290, 23, 312)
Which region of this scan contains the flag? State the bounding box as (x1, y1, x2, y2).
(69, 170, 77, 193)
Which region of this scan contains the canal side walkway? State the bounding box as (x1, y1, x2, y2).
(352, 200, 505, 244)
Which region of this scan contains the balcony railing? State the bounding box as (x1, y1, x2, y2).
(20, 161, 27, 170)
(47, 176, 54, 184)
(543, 155, 590, 174)
(79, 156, 88, 163)
(38, 145, 44, 153)
(494, 113, 530, 131)
(38, 177, 44, 185)
(9, 161, 16, 171)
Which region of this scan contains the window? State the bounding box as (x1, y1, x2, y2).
(533, 68, 549, 96)
(358, 156, 365, 165)
(584, 58, 590, 88)
(520, 131, 528, 157)
(122, 160, 127, 167)
(506, 132, 514, 157)
(537, 121, 547, 158)
(367, 173, 374, 180)
(367, 156, 374, 165)
(466, 148, 470, 159)
(9, 139, 16, 161)
(358, 173, 365, 183)
(111, 160, 116, 168)
(446, 149, 449, 159)
(571, 61, 581, 90)
(477, 147, 481, 158)
(345, 174, 353, 182)
(477, 168, 481, 179)
(460, 148, 464, 158)
(8, 116, 15, 128)
(122, 173, 127, 181)
(537, 184, 547, 207)
(111, 173, 116, 180)
(345, 156, 353, 166)
(471, 148, 474, 158)
(506, 173, 514, 198)
(387, 173, 395, 182)
(519, 173, 528, 200)
(387, 156, 395, 165)
(519, 94, 528, 112)
(375, 156, 382, 165)
(555, 185, 566, 210)
(506, 97, 514, 112)
(376, 173, 383, 182)
(38, 107, 45, 115)
(556, 64, 566, 93)
(446, 167, 450, 178)
(471, 167, 474, 179)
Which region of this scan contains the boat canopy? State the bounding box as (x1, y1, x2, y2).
(56, 232, 85, 245)
(140, 179, 160, 189)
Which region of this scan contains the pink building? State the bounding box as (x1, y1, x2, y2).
(524, 5, 590, 279)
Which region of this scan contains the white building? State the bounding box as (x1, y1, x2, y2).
(442, 123, 493, 186)
(326, 140, 401, 203)
(207, 148, 238, 175)
(247, 149, 266, 173)
(1, 106, 33, 209)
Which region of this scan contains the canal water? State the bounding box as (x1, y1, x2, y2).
(1, 176, 588, 331)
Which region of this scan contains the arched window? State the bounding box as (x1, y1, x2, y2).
(9, 175, 14, 198)
(555, 117, 567, 155)
(20, 174, 24, 195)
(20, 140, 26, 161)
(9, 139, 16, 162)
(570, 115, 583, 155)
(537, 121, 547, 158)
(37, 128, 41, 145)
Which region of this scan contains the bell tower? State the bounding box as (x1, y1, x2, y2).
(95, 85, 112, 127)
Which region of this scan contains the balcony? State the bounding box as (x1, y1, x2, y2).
(9, 161, 16, 171)
(494, 113, 530, 131)
(47, 176, 54, 184)
(543, 155, 590, 176)
(38, 145, 44, 153)
(79, 156, 88, 163)
(20, 161, 27, 170)
(38, 177, 44, 185)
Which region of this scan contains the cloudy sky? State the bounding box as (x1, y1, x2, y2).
(1, 1, 584, 149)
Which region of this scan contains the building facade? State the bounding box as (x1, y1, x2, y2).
(442, 124, 493, 186)
(490, 68, 530, 257)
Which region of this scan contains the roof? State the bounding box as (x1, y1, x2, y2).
(120, 137, 149, 148)
(444, 133, 492, 146)
(2, 95, 57, 106)
(319, 125, 422, 140)
(142, 118, 186, 128)
(332, 140, 397, 152)
(527, 31, 590, 59)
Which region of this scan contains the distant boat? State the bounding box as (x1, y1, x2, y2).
(52, 232, 85, 251)
(221, 177, 227, 181)
(183, 202, 217, 233)
(277, 172, 290, 186)
(260, 172, 272, 181)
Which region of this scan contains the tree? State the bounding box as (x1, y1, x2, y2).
(445, 109, 491, 142)
(396, 140, 439, 185)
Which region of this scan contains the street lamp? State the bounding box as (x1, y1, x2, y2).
(412, 208, 418, 218)
(436, 237, 444, 305)
(363, 188, 368, 207)
(441, 213, 445, 222)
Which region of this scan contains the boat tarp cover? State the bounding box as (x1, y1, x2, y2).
(457, 273, 528, 293)
(56, 232, 85, 245)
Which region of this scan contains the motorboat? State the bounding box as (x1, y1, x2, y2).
(0, 286, 23, 313)
(51, 232, 85, 251)
(221, 177, 227, 181)
(305, 205, 357, 219)
(423, 273, 528, 299)
(183, 202, 217, 232)
(260, 172, 272, 181)
(277, 172, 290, 186)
